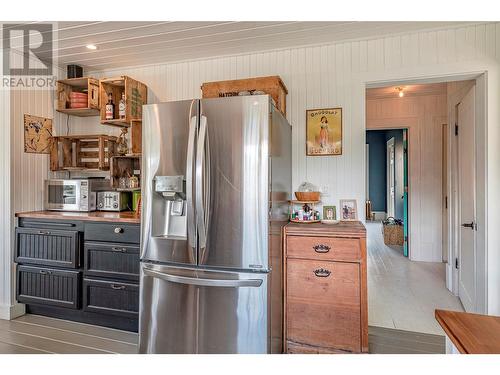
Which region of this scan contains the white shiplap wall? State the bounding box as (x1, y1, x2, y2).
(85, 23, 499, 224)
(0, 87, 13, 318)
(2, 22, 500, 317)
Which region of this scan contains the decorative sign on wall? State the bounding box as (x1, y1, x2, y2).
(306, 107, 342, 156)
(24, 114, 53, 154)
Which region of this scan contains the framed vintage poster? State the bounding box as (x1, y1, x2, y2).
(306, 107, 342, 156)
(340, 199, 358, 221)
(24, 114, 53, 154)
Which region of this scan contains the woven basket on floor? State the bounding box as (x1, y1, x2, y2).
(382, 220, 404, 246)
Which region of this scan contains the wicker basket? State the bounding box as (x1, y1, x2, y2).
(294, 191, 320, 201)
(382, 219, 404, 246)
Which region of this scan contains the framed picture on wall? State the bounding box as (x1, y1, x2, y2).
(306, 107, 342, 156)
(24, 114, 53, 154)
(340, 199, 358, 221)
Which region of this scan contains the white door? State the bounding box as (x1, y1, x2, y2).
(387, 138, 395, 218)
(458, 85, 476, 312)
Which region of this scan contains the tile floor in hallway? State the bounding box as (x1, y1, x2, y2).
(367, 221, 464, 335)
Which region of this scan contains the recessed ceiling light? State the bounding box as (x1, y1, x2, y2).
(86, 44, 97, 50)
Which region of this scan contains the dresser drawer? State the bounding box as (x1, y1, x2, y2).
(83, 278, 139, 318)
(286, 259, 361, 352)
(84, 242, 140, 281)
(287, 235, 361, 262)
(84, 223, 140, 244)
(17, 265, 80, 309)
(15, 227, 80, 268)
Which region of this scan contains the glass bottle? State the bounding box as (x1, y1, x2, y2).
(119, 92, 126, 119)
(116, 128, 129, 155)
(105, 93, 115, 120)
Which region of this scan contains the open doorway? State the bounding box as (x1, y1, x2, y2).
(366, 128, 408, 256)
(365, 82, 470, 338)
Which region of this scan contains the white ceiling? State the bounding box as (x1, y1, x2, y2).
(366, 82, 448, 100)
(21, 21, 476, 71)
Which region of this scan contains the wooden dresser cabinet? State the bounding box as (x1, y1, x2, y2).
(284, 221, 368, 353)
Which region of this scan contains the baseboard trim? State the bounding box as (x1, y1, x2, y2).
(0, 302, 25, 320)
(370, 211, 387, 221)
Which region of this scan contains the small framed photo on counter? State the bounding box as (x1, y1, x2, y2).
(340, 199, 358, 221)
(323, 205, 337, 220)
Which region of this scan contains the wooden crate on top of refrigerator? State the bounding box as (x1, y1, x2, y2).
(201, 75, 288, 116)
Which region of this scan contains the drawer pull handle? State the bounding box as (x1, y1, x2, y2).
(114, 227, 124, 234)
(313, 244, 331, 253)
(39, 270, 52, 275)
(37, 230, 51, 235)
(110, 284, 126, 290)
(111, 247, 127, 253)
(314, 268, 331, 277)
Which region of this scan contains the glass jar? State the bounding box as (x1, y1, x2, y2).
(118, 177, 128, 189)
(128, 175, 139, 189)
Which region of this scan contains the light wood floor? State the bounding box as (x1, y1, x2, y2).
(367, 221, 464, 335)
(369, 326, 445, 354)
(0, 313, 444, 354)
(0, 314, 138, 354)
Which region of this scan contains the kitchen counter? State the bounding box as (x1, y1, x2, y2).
(15, 210, 141, 224)
(435, 309, 500, 354)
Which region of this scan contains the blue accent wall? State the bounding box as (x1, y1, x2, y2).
(366, 131, 386, 212)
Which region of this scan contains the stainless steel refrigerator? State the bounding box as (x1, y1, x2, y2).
(139, 95, 291, 354)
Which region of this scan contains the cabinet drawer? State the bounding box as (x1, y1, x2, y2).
(84, 242, 140, 281)
(17, 265, 80, 309)
(15, 227, 80, 268)
(287, 236, 361, 262)
(83, 278, 139, 318)
(286, 259, 361, 352)
(84, 223, 140, 244)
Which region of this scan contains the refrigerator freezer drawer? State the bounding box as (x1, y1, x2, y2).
(139, 263, 272, 354)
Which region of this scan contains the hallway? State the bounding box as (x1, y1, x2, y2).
(367, 222, 463, 335)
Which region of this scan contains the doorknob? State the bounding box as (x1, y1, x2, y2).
(461, 222, 475, 230)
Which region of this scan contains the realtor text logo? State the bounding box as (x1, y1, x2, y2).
(2, 23, 56, 89)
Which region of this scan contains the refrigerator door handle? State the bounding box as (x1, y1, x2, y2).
(196, 115, 209, 255)
(143, 267, 263, 288)
(186, 115, 197, 252)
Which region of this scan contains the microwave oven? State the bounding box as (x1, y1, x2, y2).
(44, 179, 110, 211)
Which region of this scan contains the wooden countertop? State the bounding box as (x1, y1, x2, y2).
(435, 309, 500, 354)
(285, 221, 366, 237)
(15, 210, 141, 224)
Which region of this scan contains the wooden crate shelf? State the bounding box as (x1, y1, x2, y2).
(110, 155, 141, 189)
(130, 120, 142, 154)
(100, 76, 147, 127)
(56, 77, 100, 117)
(50, 135, 117, 171)
(201, 75, 288, 116)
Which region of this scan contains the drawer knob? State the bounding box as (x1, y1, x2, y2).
(313, 244, 331, 253)
(114, 227, 124, 234)
(111, 247, 127, 253)
(314, 268, 331, 277)
(110, 284, 126, 290)
(37, 230, 51, 235)
(39, 270, 52, 275)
